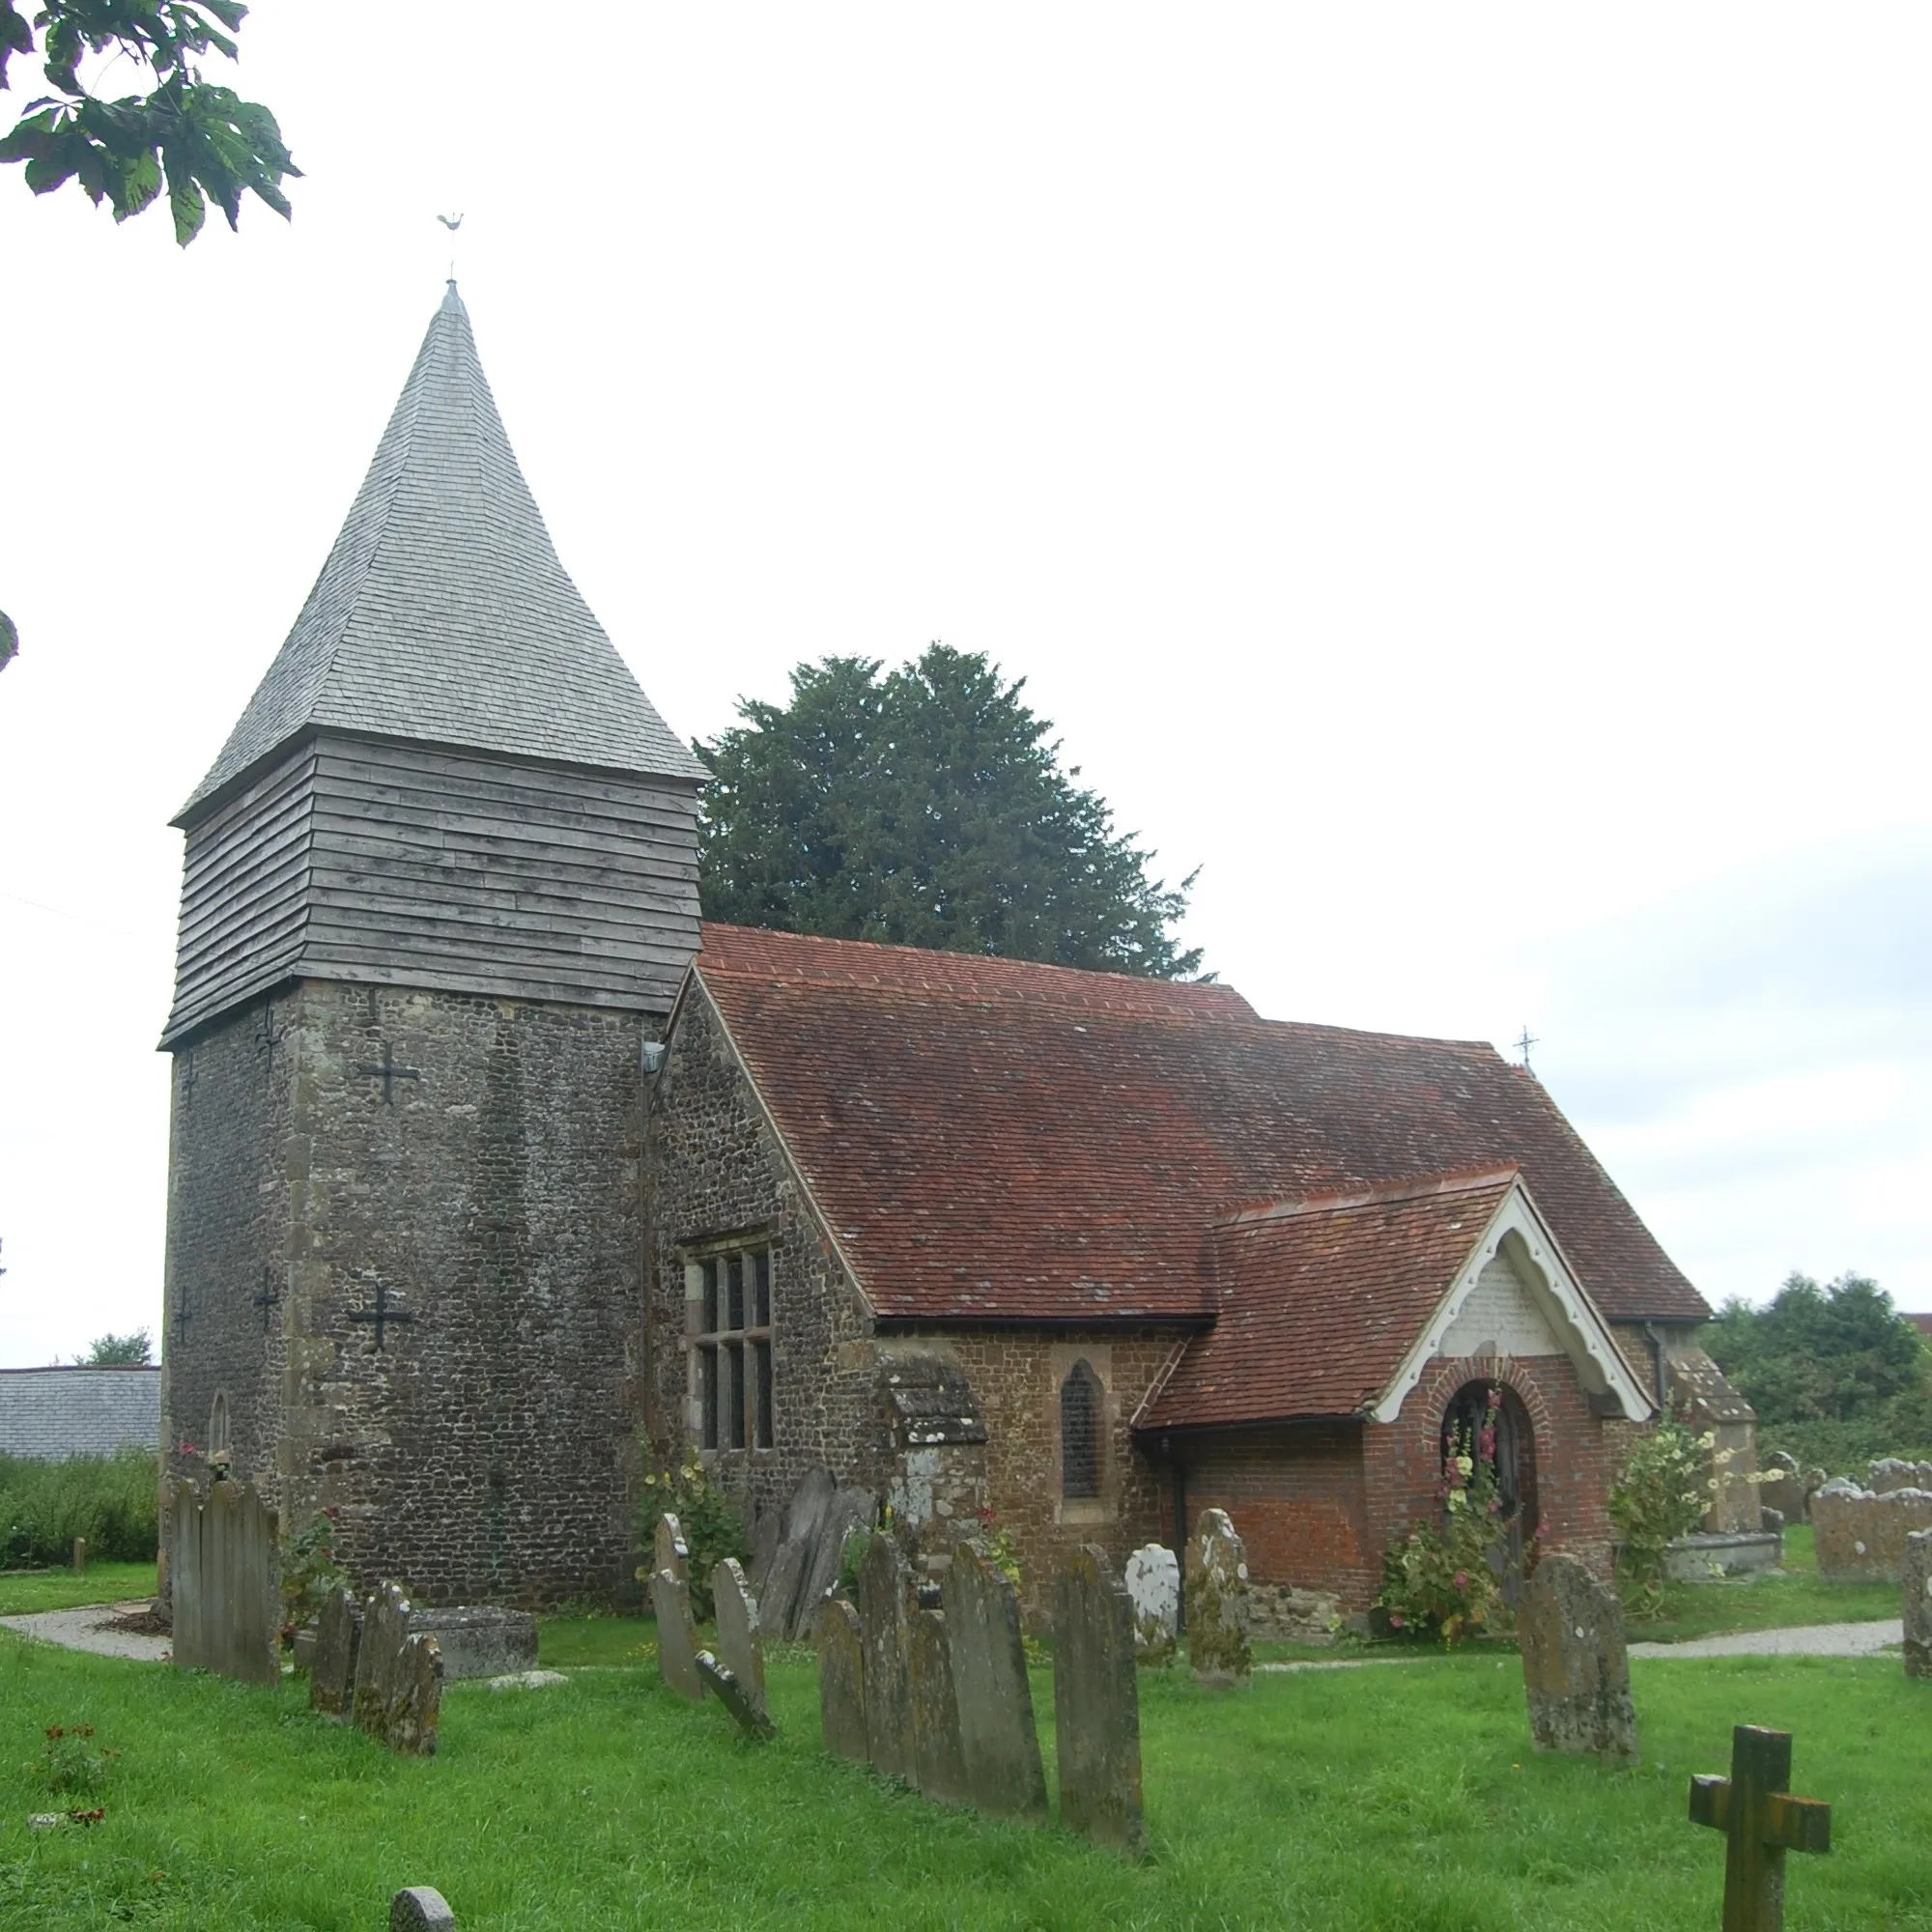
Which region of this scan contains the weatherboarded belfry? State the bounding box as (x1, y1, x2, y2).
(159, 283, 707, 1605)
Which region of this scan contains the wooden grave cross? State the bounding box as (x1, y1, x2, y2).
(347, 1280, 414, 1351)
(1690, 1725, 1831, 1932)
(356, 1039, 421, 1106)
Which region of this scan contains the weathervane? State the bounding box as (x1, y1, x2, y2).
(437, 211, 464, 280)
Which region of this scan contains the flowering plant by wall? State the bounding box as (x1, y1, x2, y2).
(1608, 1416, 1717, 1615)
(636, 1451, 747, 1622)
(1374, 1388, 1514, 1645)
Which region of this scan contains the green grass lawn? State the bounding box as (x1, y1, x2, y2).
(2, 1623, 1927, 1930)
(1634, 1528, 1900, 1645)
(0, 1565, 158, 1618)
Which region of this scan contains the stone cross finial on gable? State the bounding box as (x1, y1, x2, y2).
(1689, 1725, 1831, 1931)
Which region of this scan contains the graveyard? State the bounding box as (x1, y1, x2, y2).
(2, 1542, 1928, 1930)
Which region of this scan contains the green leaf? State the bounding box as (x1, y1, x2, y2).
(0, 609, 17, 674)
(167, 165, 203, 243)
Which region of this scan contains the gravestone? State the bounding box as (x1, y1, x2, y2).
(712, 1558, 767, 1720)
(1757, 1451, 1804, 1530)
(407, 1607, 537, 1682)
(908, 1606, 970, 1804)
(816, 1597, 869, 1765)
(696, 1650, 777, 1740)
(858, 1532, 918, 1783)
(1518, 1554, 1638, 1763)
(390, 1887, 457, 1930)
(655, 1513, 690, 1584)
(1690, 1725, 1831, 1932)
(1905, 1527, 1932, 1680)
(792, 1485, 876, 1640)
(1124, 1544, 1179, 1662)
(1185, 1508, 1252, 1688)
(387, 1633, 444, 1757)
(171, 1479, 281, 1686)
(652, 1566, 704, 1701)
(310, 1582, 361, 1719)
(942, 1538, 1047, 1820)
(353, 1582, 414, 1738)
(1053, 1545, 1145, 1858)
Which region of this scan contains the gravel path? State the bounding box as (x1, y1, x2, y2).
(0, 1602, 172, 1663)
(1630, 1620, 1902, 1660)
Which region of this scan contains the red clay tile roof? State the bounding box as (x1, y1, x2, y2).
(689, 924, 1711, 1330)
(1137, 1172, 1519, 1428)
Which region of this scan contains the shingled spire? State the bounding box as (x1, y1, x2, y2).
(182, 282, 704, 818)
(163, 283, 704, 1044)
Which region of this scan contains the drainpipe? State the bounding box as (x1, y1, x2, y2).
(1642, 1323, 1670, 1414)
(1165, 1435, 1186, 1634)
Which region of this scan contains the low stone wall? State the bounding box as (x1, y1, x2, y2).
(1869, 1459, 1932, 1494)
(1662, 1531, 1781, 1582)
(1245, 1582, 1341, 1645)
(1811, 1479, 1932, 1582)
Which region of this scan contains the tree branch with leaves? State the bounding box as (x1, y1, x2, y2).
(0, 1, 297, 245)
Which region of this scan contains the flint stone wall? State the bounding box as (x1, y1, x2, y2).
(1812, 1480, 1932, 1582)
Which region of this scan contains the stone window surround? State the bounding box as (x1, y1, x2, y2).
(682, 1232, 778, 1458)
(1049, 1341, 1116, 1526)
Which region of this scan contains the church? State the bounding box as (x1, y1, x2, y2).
(158, 286, 1745, 1622)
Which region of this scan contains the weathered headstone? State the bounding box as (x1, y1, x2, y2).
(1124, 1543, 1179, 1663)
(791, 1485, 876, 1640)
(858, 1532, 918, 1783)
(908, 1606, 970, 1804)
(696, 1650, 777, 1740)
(1905, 1527, 1932, 1681)
(310, 1582, 361, 1719)
(171, 1479, 281, 1685)
(816, 1597, 869, 1765)
(655, 1513, 690, 1584)
(1184, 1508, 1251, 1688)
(1518, 1554, 1638, 1763)
(353, 1582, 413, 1738)
(390, 1886, 457, 1930)
(942, 1538, 1047, 1820)
(1690, 1725, 1831, 1932)
(387, 1633, 444, 1757)
(652, 1566, 704, 1701)
(756, 1465, 836, 1636)
(712, 1558, 767, 1721)
(1053, 1545, 1144, 1858)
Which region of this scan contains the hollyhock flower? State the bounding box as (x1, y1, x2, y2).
(1388, 1612, 1405, 1628)
(1455, 1454, 1474, 1478)
(1453, 1572, 1468, 1591)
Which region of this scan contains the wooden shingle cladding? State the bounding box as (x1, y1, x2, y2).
(163, 730, 700, 1045)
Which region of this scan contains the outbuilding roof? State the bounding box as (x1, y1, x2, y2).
(686, 925, 1711, 1335)
(0, 1367, 160, 1462)
(179, 283, 705, 823)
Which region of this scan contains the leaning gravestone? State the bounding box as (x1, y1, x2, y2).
(816, 1598, 869, 1765)
(942, 1538, 1047, 1820)
(696, 1650, 777, 1740)
(858, 1532, 919, 1783)
(353, 1582, 413, 1738)
(390, 1886, 457, 1930)
(172, 1479, 281, 1686)
(652, 1565, 704, 1701)
(387, 1633, 444, 1757)
(1125, 1544, 1180, 1663)
(909, 1605, 970, 1804)
(1906, 1527, 1932, 1681)
(655, 1513, 690, 1584)
(310, 1582, 361, 1719)
(1185, 1509, 1252, 1688)
(712, 1558, 768, 1722)
(1054, 1545, 1145, 1858)
(1518, 1554, 1638, 1763)
(792, 1485, 877, 1640)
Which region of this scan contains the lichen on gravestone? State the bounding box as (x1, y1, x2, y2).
(1124, 1544, 1179, 1663)
(816, 1597, 868, 1765)
(1184, 1509, 1252, 1689)
(309, 1582, 360, 1719)
(858, 1532, 918, 1783)
(696, 1650, 776, 1740)
(1518, 1553, 1638, 1764)
(942, 1539, 1047, 1821)
(908, 1605, 969, 1804)
(1053, 1545, 1145, 1858)
(711, 1557, 767, 1720)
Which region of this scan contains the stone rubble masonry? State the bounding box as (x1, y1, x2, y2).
(163, 980, 648, 1610)
(1905, 1529, 1932, 1681)
(1518, 1552, 1639, 1764)
(1812, 1480, 1932, 1582)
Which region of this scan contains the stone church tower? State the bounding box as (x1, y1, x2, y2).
(159, 284, 707, 1605)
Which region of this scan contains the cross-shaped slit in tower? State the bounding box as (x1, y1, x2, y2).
(355, 1040, 421, 1106)
(1690, 1724, 1831, 1932)
(346, 1280, 414, 1351)
(256, 1003, 286, 1087)
(172, 1283, 193, 1339)
(253, 1269, 281, 1335)
(179, 1053, 199, 1105)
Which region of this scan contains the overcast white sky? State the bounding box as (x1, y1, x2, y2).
(2, 6, 1928, 1366)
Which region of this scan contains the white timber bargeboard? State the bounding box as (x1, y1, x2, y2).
(1370, 1179, 1653, 1423)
